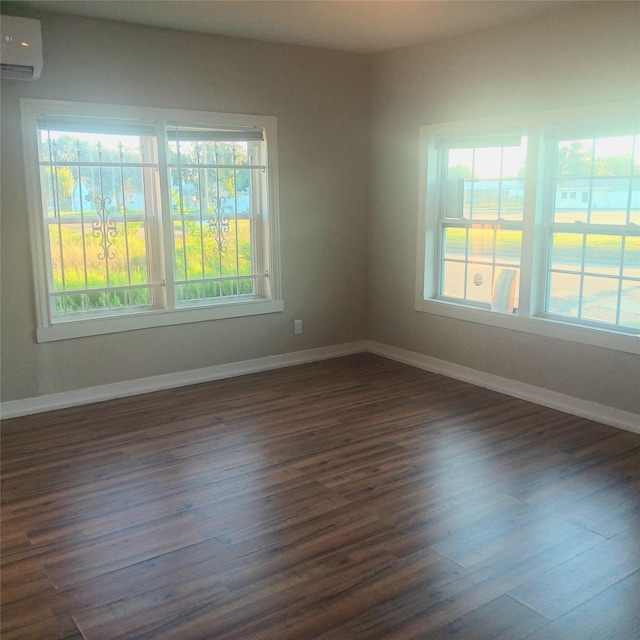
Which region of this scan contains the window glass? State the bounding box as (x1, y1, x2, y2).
(167, 129, 265, 304)
(38, 127, 157, 316)
(420, 111, 639, 338)
(546, 134, 639, 330)
(437, 138, 526, 311)
(23, 100, 281, 340)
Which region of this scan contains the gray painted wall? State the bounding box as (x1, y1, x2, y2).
(0, 11, 370, 401)
(367, 2, 640, 414)
(1, 3, 638, 416)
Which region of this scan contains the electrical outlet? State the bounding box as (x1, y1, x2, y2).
(294, 319, 302, 335)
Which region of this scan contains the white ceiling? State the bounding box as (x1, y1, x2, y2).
(5, 0, 583, 54)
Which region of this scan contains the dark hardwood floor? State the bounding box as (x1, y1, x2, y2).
(2, 353, 639, 640)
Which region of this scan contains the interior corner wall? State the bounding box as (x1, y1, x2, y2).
(0, 11, 371, 402)
(367, 1, 640, 414)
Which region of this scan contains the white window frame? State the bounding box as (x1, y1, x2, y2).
(21, 99, 283, 342)
(416, 102, 640, 355)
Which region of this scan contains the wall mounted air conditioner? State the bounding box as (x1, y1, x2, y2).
(1, 15, 43, 80)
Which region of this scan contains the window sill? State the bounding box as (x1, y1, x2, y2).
(418, 299, 639, 355)
(36, 299, 284, 342)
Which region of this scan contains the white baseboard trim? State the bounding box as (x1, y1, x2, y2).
(3, 339, 638, 435)
(0, 341, 369, 420)
(367, 341, 640, 435)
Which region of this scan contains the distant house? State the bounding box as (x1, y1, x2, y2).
(71, 177, 91, 212)
(71, 176, 144, 213)
(555, 177, 639, 210)
(459, 176, 637, 214)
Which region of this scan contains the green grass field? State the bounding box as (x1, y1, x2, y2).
(444, 227, 639, 267)
(49, 218, 253, 313)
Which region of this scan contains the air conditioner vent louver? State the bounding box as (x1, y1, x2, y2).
(1, 63, 38, 80)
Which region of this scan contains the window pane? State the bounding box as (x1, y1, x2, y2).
(547, 231, 639, 327)
(447, 148, 474, 179)
(474, 147, 503, 177)
(554, 135, 637, 226)
(437, 137, 525, 309)
(40, 130, 145, 164)
(620, 281, 640, 329)
(169, 169, 199, 214)
(491, 267, 519, 313)
(48, 221, 150, 297)
(439, 222, 521, 309)
(500, 178, 525, 220)
(47, 224, 64, 290)
(442, 227, 466, 260)
(39, 126, 157, 318)
(630, 178, 640, 226)
(623, 237, 640, 278)
(547, 134, 639, 329)
(594, 136, 633, 175)
(441, 227, 466, 299)
(584, 235, 621, 276)
(468, 226, 494, 264)
(553, 189, 588, 223)
(547, 272, 581, 318)
(555, 139, 592, 223)
(442, 139, 527, 222)
(557, 139, 593, 178)
(473, 181, 500, 220)
(550, 233, 583, 273)
(590, 176, 631, 225)
(223, 141, 250, 166)
(168, 129, 262, 305)
(441, 260, 466, 299)
(234, 170, 251, 213)
(581, 275, 619, 324)
(495, 229, 521, 266)
(465, 264, 494, 305)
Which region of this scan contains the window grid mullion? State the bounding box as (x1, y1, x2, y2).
(463, 226, 470, 300)
(117, 143, 133, 304)
(234, 163, 240, 291)
(446, 147, 471, 300)
(198, 145, 207, 299)
(47, 136, 68, 311)
(175, 139, 189, 302)
(587, 138, 596, 225)
(436, 150, 448, 298)
(625, 135, 637, 226)
(577, 233, 587, 319)
(518, 126, 541, 317)
(543, 137, 562, 318)
(154, 125, 175, 310)
(492, 148, 505, 295)
(74, 141, 90, 306)
(616, 238, 625, 325)
(491, 226, 497, 295)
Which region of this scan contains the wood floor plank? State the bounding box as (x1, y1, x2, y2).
(44, 511, 205, 588)
(425, 594, 548, 640)
(508, 528, 640, 620)
(521, 569, 640, 640)
(314, 519, 608, 640)
(2, 353, 638, 640)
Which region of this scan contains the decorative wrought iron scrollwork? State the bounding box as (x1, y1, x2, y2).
(92, 195, 117, 261)
(208, 195, 230, 254)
